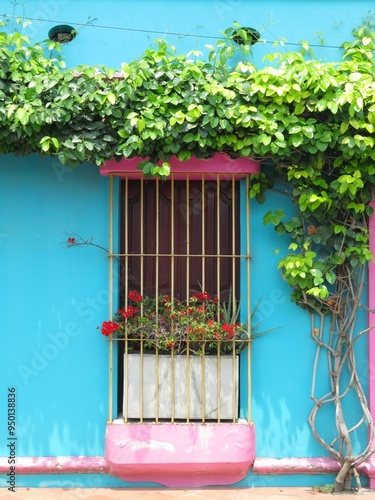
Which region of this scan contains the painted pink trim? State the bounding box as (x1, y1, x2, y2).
(369, 200, 375, 489)
(1, 454, 375, 482)
(253, 457, 341, 475)
(105, 423, 256, 487)
(254, 457, 375, 478)
(100, 152, 260, 180)
(0, 456, 108, 475)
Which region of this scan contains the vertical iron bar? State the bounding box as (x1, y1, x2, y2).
(155, 347, 159, 423)
(216, 175, 220, 317)
(201, 175, 205, 292)
(216, 175, 221, 420)
(186, 175, 190, 301)
(170, 177, 175, 421)
(201, 343, 205, 423)
(232, 175, 236, 315)
(155, 179, 160, 422)
(139, 178, 144, 423)
(232, 338, 236, 423)
(108, 174, 114, 424)
(140, 180, 144, 301)
(246, 176, 252, 423)
(186, 175, 190, 422)
(186, 340, 190, 422)
(171, 347, 175, 423)
(124, 335, 128, 423)
(217, 342, 221, 422)
(232, 176, 236, 422)
(171, 176, 175, 300)
(124, 176, 129, 423)
(156, 179, 160, 303)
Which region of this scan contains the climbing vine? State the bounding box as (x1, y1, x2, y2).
(1, 17, 375, 491)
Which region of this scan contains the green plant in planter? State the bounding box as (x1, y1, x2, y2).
(100, 290, 249, 355)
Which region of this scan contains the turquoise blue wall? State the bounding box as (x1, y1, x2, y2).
(0, 0, 373, 489)
(4, 0, 373, 68)
(0, 156, 111, 457)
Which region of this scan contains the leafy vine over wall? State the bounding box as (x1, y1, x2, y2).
(2, 18, 375, 491)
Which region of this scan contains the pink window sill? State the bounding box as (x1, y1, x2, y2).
(100, 153, 259, 180)
(105, 422, 256, 487)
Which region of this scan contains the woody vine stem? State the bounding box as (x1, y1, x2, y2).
(307, 265, 374, 491)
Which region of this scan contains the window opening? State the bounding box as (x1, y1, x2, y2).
(110, 174, 251, 423)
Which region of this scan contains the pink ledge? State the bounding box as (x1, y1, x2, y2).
(0, 456, 108, 474)
(254, 457, 375, 479)
(105, 423, 256, 487)
(253, 457, 341, 475)
(100, 152, 260, 180)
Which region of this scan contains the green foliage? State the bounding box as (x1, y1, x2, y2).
(1, 20, 375, 312)
(313, 484, 335, 494)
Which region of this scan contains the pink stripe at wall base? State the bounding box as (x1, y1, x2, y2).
(2, 455, 375, 485)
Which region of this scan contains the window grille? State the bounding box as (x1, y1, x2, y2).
(107, 174, 252, 424)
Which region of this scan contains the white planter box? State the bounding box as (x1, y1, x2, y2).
(123, 353, 239, 420)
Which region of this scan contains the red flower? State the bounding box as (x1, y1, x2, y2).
(101, 321, 120, 336)
(128, 291, 143, 303)
(196, 291, 210, 301)
(67, 237, 76, 245)
(222, 323, 235, 339)
(120, 306, 140, 319)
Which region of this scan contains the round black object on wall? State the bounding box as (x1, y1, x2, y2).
(48, 25, 76, 43)
(232, 27, 260, 46)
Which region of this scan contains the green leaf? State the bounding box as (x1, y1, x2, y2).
(107, 92, 116, 105)
(184, 133, 196, 143)
(326, 271, 336, 284)
(137, 118, 145, 133)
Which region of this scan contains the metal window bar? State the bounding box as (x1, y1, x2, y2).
(110, 174, 252, 424)
(108, 174, 114, 424)
(246, 176, 252, 422)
